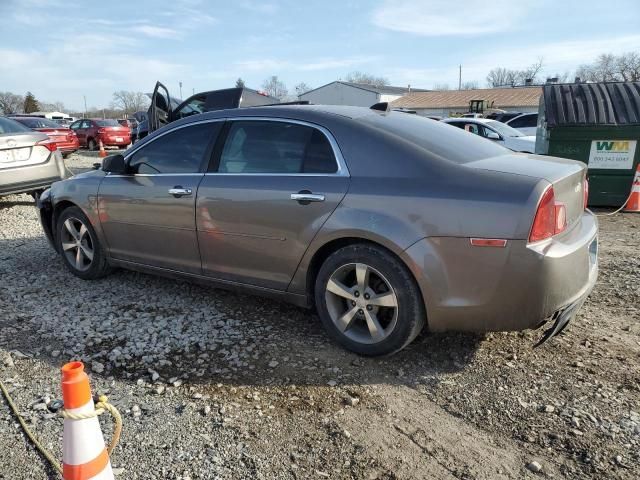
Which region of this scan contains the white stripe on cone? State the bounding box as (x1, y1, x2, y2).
(63, 398, 113, 478)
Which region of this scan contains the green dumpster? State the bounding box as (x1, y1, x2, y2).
(535, 81, 640, 207)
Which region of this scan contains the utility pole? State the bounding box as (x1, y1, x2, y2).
(179, 81, 183, 99)
(458, 65, 462, 90)
(83, 95, 87, 118)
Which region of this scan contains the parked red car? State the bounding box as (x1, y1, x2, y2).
(69, 119, 130, 150)
(11, 116, 79, 158)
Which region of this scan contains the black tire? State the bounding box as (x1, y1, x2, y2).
(87, 138, 96, 151)
(314, 243, 425, 356)
(56, 206, 111, 280)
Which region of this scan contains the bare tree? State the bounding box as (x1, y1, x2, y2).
(0, 91, 24, 114)
(486, 67, 515, 87)
(432, 83, 450, 91)
(39, 100, 66, 112)
(487, 59, 544, 87)
(111, 91, 150, 115)
(617, 52, 640, 81)
(261, 76, 288, 99)
(294, 82, 312, 96)
(344, 71, 389, 87)
(460, 81, 479, 90)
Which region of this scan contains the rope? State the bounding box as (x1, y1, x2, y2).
(0, 381, 122, 476)
(593, 188, 634, 217)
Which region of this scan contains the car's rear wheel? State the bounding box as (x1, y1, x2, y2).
(56, 206, 111, 280)
(87, 138, 96, 151)
(315, 244, 425, 356)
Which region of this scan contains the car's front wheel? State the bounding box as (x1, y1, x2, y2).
(315, 244, 425, 356)
(56, 206, 111, 280)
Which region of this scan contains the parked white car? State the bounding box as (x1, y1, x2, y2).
(442, 117, 536, 153)
(506, 113, 538, 136)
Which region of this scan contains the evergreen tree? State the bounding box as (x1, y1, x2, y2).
(235, 78, 245, 88)
(23, 92, 39, 113)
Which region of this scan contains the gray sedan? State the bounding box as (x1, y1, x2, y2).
(37, 105, 598, 355)
(0, 116, 70, 197)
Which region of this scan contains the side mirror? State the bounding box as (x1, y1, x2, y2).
(102, 154, 128, 174)
(485, 131, 500, 141)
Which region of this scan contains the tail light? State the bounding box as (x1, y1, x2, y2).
(36, 139, 58, 152)
(529, 186, 567, 243)
(583, 178, 589, 209)
(97, 128, 106, 135)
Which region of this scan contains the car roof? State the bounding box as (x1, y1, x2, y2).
(443, 117, 494, 124)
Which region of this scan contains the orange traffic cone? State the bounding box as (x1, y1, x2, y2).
(624, 164, 640, 213)
(98, 140, 107, 158)
(61, 362, 114, 480)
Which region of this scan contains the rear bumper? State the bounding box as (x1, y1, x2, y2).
(0, 152, 69, 196)
(402, 210, 598, 332)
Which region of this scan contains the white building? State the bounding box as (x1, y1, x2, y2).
(298, 81, 429, 107)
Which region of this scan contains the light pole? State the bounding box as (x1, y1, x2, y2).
(179, 81, 183, 99)
(83, 95, 87, 118)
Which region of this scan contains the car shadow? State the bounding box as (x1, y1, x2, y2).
(0, 198, 35, 210)
(0, 234, 484, 391)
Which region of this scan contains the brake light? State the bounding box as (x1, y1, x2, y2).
(97, 128, 106, 135)
(583, 178, 589, 209)
(529, 186, 566, 243)
(36, 139, 58, 152)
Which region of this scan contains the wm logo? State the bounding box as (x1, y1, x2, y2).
(596, 141, 629, 152)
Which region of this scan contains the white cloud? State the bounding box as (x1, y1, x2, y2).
(131, 25, 180, 39)
(388, 34, 640, 88)
(235, 56, 377, 73)
(299, 56, 378, 71)
(372, 0, 529, 36)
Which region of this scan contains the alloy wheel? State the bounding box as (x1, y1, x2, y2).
(60, 217, 94, 271)
(324, 263, 398, 344)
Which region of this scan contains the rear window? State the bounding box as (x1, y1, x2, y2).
(95, 120, 121, 127)
(360, 112, 508, 164)
(14, 117, 61, 129)
(0, 117, 31, 134)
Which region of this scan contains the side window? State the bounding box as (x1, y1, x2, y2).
(523, 115, 538, 127)
(129, 122, 220, 174)
(81, 120, 91, 129)
(218, 121, 337, 174)
(69, 121, 80, 130)
(462, 123, 480, 135)
(509, 116, 526, 128)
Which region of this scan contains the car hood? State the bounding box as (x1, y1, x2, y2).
(504, 136, 536, 152)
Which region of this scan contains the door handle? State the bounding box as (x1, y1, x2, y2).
(291, 192, 325, 203)
(169, 187, 192, 197)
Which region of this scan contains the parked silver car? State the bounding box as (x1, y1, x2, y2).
(37, 106, 598, 355)
(0, 117, 70, 197)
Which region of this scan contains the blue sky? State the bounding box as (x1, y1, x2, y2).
(2, 0, 640, 111)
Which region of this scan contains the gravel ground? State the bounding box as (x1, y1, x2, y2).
(0, 152, 638, 479)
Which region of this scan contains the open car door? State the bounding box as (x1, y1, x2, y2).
(149, 81, 171, 134)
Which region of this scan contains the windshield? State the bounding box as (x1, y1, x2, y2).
(484, 120, 524, 137)
(0, 117, 31, 134)
(96, 119, 121, 127)
(14, 117, 62, 129)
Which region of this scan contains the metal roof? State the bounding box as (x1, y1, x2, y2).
(391, 87, 542, 109)
(543, 81, 640, 127)
(299, 81, 429, 98)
